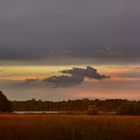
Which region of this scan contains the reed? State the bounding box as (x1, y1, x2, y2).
(0, 114, 140, 140)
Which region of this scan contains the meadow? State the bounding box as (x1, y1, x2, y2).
(0, 114, 140, 140)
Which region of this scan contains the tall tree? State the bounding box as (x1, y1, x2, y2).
(0, 91, 12, 112)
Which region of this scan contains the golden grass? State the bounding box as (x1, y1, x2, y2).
(0, 114, 140, 140)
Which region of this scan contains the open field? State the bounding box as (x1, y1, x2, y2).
(0, 114, 140, 140)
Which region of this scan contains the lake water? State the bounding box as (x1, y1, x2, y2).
(13, 111, 79, 114)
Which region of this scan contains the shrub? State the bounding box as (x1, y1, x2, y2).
(87, 105, 98, 115)
(0, 91, 12, 112)
(117, 102, 140, 115)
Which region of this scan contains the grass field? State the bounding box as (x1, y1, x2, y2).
(0, 114, 140, 140)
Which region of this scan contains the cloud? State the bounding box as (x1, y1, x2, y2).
(0, 68, 4, 72)
(25, 78, 39, 83)
(42, 66, 110, 87)
(43, 75, 84, 87)
(97, 47, 123, 56)
(134, 67, 140, 70)
(61, 66, 110, 80)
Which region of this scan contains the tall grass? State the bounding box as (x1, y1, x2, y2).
(0, 114, 140, 140)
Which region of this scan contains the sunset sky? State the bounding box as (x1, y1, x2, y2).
(0, 0, 140, 101)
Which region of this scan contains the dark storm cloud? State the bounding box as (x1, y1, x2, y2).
(43, 75, 84, 87)
(23, 66, 109, 87)
(42, 66, 109, 87)
(61, 66, 110, 80)
(0, 0, 140, 63)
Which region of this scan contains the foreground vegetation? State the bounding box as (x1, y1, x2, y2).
(0, 114, 140, 140)
(1, 90, 140, 139)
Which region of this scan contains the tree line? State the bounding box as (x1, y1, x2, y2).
(11, 98, 140, 113)
(1, 90, 140, 115)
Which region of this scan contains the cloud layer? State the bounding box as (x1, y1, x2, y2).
(0, 0, 140, 63)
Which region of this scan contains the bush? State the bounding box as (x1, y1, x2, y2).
(117, 102, 140, 115)
(0, 91, 12, 112)
(87, 105, 98, 115)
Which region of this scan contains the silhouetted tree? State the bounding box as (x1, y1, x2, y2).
(0, 91, 12, 112)
(117, 102, 140, 115)
(12, 99, 136, 113)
